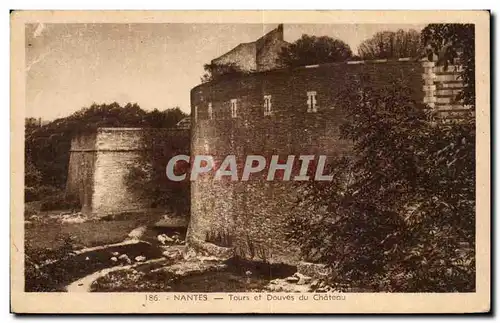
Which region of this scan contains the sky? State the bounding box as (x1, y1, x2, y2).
(25, 23, 425, 120)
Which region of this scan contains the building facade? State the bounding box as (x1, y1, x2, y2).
(188, 58, 466, 264)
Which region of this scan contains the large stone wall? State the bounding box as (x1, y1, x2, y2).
(66, 133, 98, 214)
(67, 128, 190, 217)
(188, 59, 430, 264)
(91, 128, 145, 215)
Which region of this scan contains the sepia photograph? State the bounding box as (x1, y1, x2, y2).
(10, 10, 490, 313)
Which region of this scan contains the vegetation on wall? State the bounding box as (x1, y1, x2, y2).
(357, 29, 421, 60)
(201, 62, 248, 83)
(277, 34, 353, 67)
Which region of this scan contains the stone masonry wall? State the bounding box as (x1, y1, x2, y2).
(211, 24, 286, 73)
(422, 61, 469, 118)
(67, 128, 190, 217)
(66, 133, 97, 214)
(189, 59, 428, 264)
(211, 43, 257, 72)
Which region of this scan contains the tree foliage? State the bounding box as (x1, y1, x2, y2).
(357, 29, 421, 60)
(421, 24, 475, 107)
(277, 34, 353, 68)
(201, 62, 247, 83)
(287, 77, 475, 292)
(25, 103, 187, 189)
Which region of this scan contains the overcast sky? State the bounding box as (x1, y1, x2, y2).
(26, 23, 425, 120)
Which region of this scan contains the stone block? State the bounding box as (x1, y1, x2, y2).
(297, 261, 332, 279)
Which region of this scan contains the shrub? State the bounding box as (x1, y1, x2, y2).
(277, 34, 352, 68)
(286, 79, 475, 292)
(39, 192, 81, 212)
(24, 185, 60, 202)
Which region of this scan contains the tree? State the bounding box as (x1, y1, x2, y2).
(25, 103, 187, 189)
(142, 107, 187, 128)
(277, 34, 353, 68)
(201, 62, 246, 83)
(421, 24, 475, 107)
(357, 29, 421, 60)
(286, 78, 475, 292)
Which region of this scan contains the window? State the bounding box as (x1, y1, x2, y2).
(264, 95, 272, 116)
(230, 99, 238, 118)
(203, 139, 209, 153)
(208, 102, 213, 120)
(307, 91, 318, 113)
(194, 106, 198, 121)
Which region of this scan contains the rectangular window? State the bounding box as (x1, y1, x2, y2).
(307, 91, 318, 113)
(208, 102, 213, 120)
(230, 99, 238, 118)
(194, 106, 198, 121)
(264, 95, 272, 116)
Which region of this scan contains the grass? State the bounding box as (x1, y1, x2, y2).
(24, 208, 182, 292)
(25, 210, 168, 253)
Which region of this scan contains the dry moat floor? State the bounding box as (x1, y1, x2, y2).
(24, 208, 306, 293)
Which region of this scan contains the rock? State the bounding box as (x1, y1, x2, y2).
(111, 252, 120, 256)
(110, 257, 118, 262)
(265, 278, 311, 293)
(85, 257, 90, 261)
(198, 255, 219, 262)
(118, 254, 131, 264)
(135, 256, 146, 262)
(294, 272, 312, 285)
(157, 234, 174, 244)
(158, 260, 227, 277)
(183, 248, 197, 260)
(310, 279, 320, 289)
(188, 237, 234, 259)
(285, 276, 300, 283)
(245, 270, 252, 277)
(162, 249, 183, 260)
(154, 216, 189, 228)
(128, 226, 147, 240)
(297, 262, 331, 279)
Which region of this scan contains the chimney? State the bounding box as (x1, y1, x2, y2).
(277, 24, 284, 40)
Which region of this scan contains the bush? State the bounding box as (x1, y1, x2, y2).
(24, 185, 60, 202)
(39, 192, 81, 212)
(277, 34, 353, 68)
(286, 79, 475, 292)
